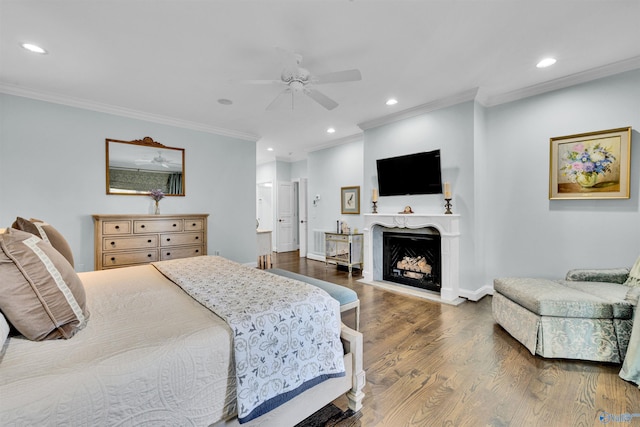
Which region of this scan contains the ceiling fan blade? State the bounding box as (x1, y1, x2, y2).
(314, 69, 362, 84)
(234, 79, 283, 85)
(266, 88, 293, 111)
(305, 89, 339, 110)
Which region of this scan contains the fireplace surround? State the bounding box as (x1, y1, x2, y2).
(363, 213, 461, 304)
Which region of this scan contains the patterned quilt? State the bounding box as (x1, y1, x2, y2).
(152, 256, 345, 424)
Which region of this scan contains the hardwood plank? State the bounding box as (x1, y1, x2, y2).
(271, 251, 640, 426)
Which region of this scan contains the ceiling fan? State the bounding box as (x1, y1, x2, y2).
(243, 50, 362, 111)
(135, 151, 172, 168)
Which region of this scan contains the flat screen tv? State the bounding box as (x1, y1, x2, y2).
(376, 150, 443, 196)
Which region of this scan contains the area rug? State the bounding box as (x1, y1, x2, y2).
(296, 403, 362, 427)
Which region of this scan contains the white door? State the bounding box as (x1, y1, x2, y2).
(298, 178, 308, 257)
(276, 181, 295, 252)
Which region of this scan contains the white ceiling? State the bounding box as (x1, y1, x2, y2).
(2, 0, 640, 165)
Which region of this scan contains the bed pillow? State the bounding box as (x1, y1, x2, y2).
(11, 217, 75, 267)
(0, 228, 88, 341)
(625, 255, 640, 288)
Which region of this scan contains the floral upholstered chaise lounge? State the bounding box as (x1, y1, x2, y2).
(493, 258, 640, 367)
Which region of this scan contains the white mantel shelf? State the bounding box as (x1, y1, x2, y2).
(362, 213, 463, 305)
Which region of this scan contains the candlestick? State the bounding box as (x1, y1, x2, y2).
(372, 189, 378, 202)
(372, 201, 378, 214)
(444, 198, 453, 215)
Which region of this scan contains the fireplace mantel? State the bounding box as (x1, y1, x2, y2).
(362, 213, 461, 303)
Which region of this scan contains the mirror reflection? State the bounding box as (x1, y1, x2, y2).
(106, 137, 185, 196)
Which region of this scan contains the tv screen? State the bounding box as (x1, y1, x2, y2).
(376, 150, 443, 196)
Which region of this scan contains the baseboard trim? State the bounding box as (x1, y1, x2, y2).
(460, 285, 494, 301)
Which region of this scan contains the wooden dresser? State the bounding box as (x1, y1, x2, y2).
(92, 214, 208, 270)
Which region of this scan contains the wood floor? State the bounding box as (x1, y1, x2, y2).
(272, 251, 640, 427)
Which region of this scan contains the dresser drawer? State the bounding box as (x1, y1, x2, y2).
(184, 219, 204, 231)
(134, 219, 183, 233)
(103, 250, 158, 268)
(160, 245, 204, 260)
(326, 233, 350, 243)
(103, 221, 131, 235)
(102, 235, 158, 251)
(160, 232, 203, 247)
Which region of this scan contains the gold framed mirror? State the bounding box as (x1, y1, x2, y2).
(106, 137, 185, 196)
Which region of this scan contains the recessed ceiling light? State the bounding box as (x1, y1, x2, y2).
(386, 98, 398, 106)
(217, 98, 233, 105)
(267, 147, 274, 151)
(536, 58, 557, 68)
(327, 127, 336, 134)
(21, 43, 47, 54)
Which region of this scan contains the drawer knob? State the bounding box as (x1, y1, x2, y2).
(115, 225, 120, 230)
(192, 223, 196, 226)
(195, 249, 199, 253)
(195, 236, 199, 240)
(147, 239, 152, 243)
(141, 225, 145, 228)
(110, 257, 115, 261)
(147, 254, 152, 258)
(166, 238, 171, 242)
(173, 224, 177, 227)
(166, 252, 171, 256)
(110, 241, 115, 245)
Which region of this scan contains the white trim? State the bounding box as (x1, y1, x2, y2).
(479, 56, 640, 106)
(459, 284, 493, 302)
(0, 83, 260, 142)
(358, 88, 479, 131)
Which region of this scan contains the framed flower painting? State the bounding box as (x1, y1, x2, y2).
(549, 127, 632, 200)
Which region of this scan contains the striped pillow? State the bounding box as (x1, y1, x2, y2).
(12, 217, 75, 267)
(0, 228, 88, 341)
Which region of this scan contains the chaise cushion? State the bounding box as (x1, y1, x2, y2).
(557, 280, 633, 319)
(267, 268, 358, 306)
(565, 268, 630, 284)
(494, 277, 613, 319)
(624, 255, 640, 287)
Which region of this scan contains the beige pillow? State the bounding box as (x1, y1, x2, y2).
(0, 228, 89, 341)
(12, 217, 75, 267)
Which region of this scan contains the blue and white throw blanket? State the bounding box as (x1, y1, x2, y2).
(152, 256, 345, 424)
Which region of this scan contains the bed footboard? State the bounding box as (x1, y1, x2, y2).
(341, 323, 366, 412)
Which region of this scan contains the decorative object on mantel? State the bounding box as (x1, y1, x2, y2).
(149, 189, 165, 214)
(398, 206, 413, 214)
(549, 127, 631, 200)
(443, 182, 453, 214)
(371, 189, 378, 214)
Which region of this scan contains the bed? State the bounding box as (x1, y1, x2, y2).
(0, 225, 365, 426)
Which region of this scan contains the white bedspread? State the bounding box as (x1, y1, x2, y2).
(0, 265, 236, 426)
(152, 256, 346, 424)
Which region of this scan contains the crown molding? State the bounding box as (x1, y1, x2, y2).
(357, 88, 479, 131)
(0, 83, 260, 142)
(479, 55, 640, 107)
(306, 132, 364, 154)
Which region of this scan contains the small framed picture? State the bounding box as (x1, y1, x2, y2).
(341, 186, 360, 214)
(549, 127, 632, 200)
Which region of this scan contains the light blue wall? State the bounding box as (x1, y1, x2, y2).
(0, 94, 257, 270)
(307, 139, 364, 250)
(484, 69, 640, 281)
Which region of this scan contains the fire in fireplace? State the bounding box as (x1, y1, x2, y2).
(382, 231, 441, 292)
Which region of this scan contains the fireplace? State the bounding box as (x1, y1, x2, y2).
(383, 231, 441, 292)
(363, 213, 461, 303)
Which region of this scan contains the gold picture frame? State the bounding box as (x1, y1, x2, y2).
(341, 186, 360, 214)
(549, 127, 632, 200)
